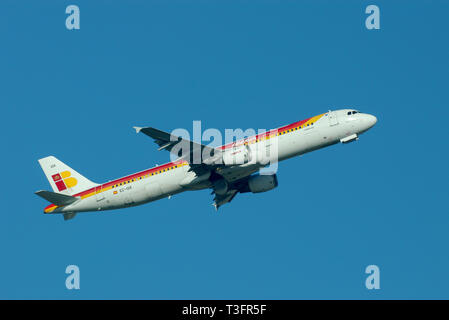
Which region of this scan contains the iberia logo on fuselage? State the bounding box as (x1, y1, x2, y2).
(52, 171, 77, 192)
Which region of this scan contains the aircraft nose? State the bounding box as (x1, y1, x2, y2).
(368, 114, 377, 128)
(366, 114, 377, 128)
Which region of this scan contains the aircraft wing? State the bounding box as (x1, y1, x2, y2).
(134, 126, 221, 171)
(134, 126, 260, 210)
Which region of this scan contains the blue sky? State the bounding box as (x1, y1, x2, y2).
(0, 0, 448, 299)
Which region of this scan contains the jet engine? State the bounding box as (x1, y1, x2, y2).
(247, 174, 278, 193)
(222, 145, 252, 166)
(213, 178, 229, 196)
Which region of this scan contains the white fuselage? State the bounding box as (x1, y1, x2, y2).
(47, 109, 377, 214)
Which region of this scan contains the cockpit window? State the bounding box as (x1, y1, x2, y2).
(352, 111, 358, 114)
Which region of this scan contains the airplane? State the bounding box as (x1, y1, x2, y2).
(35, 109, 377, 220)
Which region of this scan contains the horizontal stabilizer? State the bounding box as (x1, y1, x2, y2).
(35, 190, 78, 206)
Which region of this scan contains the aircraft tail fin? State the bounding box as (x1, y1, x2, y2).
(37, 156, 98, 195)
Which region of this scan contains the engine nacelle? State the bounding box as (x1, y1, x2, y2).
(213, 179, 228, 196)
(248, 174, 278, 193)
(222, 145, 252, 166)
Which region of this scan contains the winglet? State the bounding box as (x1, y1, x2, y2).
(133, 126, 143, 133)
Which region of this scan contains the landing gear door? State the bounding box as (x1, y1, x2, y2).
(328, 111, 339, 126)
